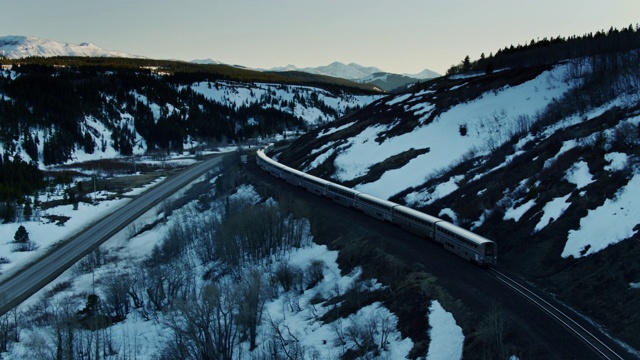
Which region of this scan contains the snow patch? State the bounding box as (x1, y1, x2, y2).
(534, 194, 571, 232)
(604, 152, 629, 172)
(426, 300, 464, 360)
(562, 173, 640, 258)
(504, 199, 536, 222)
(564, 160, 593, 189)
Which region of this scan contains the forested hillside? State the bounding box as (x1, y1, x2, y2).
(0, 58, 382, 205)
(447, 24, 640, 75)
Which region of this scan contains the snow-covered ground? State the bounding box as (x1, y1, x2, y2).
(304, 61, 640, 261)
(504, 113, 640, 258)
(0, 178, 163, 281)
(1, 155, 463, 359)
(329, 63, 575, 198)
(188, 81, 381, 127)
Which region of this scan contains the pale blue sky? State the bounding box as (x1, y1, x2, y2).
(1, 0, 638, 74)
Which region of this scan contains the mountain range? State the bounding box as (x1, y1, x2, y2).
(267, 61, 440, 92)
(0, 35, 145, 59)
(0, 36, 438, 91)
(267, 61, 438, 80)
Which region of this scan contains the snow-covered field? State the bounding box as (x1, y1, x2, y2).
(1, 156, 463, 359)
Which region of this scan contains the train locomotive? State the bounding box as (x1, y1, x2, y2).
(256, 145, 497, 267)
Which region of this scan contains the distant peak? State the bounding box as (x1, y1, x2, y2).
(0, 35, 144, 59)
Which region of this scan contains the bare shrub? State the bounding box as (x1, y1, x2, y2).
(612, 121, 640, 151)
(102, 272, 131, 322)
(334, 310, 396, 358)
(74, 247, 107, 275)
(195, 215, 220, 264)
(44, 280, 73, 297)
(459, 124, 468, 136)
(511, 114, 534, 137)
(304, 260, 325, 289)
(475, 303, 512, 359)
(267, 315, 306, 360)
(11, 240, 38, 252)
(273, 261, 303, 292)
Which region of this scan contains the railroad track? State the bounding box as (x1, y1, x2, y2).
(488, 267, 627, 360)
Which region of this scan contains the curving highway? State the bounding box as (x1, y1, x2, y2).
(0, 154, 228, 316)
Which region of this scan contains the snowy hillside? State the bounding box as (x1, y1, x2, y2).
(279, 52, 640, 350)
(284, 58, 640, 257)
(0, 35, 143, 59)
(0, 63, 382, 167)
(288, 64, 578, 197)
(187, 81, 380, 128)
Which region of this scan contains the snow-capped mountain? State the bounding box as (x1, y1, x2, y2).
(0, 35, 438, 91)
(270, 61, 384, 80)
(0, 35, 143, 59)
(190, 58, 224, 65)
(269, 61, 440, 91)
(269, 61, 440, 81)
(405, 68, 441, 79)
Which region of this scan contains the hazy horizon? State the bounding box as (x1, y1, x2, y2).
(1, 0, 638, 74)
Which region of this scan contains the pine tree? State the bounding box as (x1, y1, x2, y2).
(14, 225, 29, 243)
(462, 55, 471, 72)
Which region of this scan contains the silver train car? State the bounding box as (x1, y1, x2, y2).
(256, 146, 497, 266)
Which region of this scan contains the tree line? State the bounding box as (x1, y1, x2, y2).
(447, 24, 640, 75)
(0, 56, 380, 94)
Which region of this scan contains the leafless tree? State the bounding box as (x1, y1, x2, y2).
(267, 315, 306, 360)
(50, 295, 79, 360)
(164, 281, 239, 360)
(477, 303, 509, 359)
(102, 271, 131, 322)
(0, 307, 19, 353)
(237, 269, 266, 351)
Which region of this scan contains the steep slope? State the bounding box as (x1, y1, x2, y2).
(279, 51, 640, 349)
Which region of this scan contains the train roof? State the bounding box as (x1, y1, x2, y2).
(393, 204, 442, 223)
(326, 181, 361, 194)
(302, 173, 331, 185)
(436, 220, 495, 245)
(356, 192, 399, 208)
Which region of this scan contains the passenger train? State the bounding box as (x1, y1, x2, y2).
(256, 145, 497, 266)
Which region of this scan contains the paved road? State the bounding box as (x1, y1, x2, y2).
(0, 154, 228, 316)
